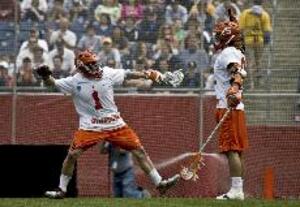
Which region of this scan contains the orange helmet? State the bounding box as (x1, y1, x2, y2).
(75, 50, 102, 79)
(77, 49, 97, 64)
(213, 9, 243, 50)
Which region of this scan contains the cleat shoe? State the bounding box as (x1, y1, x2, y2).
(157, 174, 180, 195)
(216, 189, 244, 200)
(45, 188, 66, 199)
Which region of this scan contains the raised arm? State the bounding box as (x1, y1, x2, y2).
(123, 69, 184, 88)
(123, 69, 162, 88)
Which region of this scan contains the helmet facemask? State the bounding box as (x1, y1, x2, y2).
(76, 50, 103, 79)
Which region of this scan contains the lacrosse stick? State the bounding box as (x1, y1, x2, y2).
(161, 69, 185, 87)
(179, 108, 232, 181)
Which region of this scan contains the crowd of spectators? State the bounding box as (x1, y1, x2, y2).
(0, 0, 271, 89)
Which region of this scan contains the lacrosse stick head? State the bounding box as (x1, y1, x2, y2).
(162, 69, 184, 87)
(180, 152, 204, 181)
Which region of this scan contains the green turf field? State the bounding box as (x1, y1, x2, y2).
(0, 198, 299, 207)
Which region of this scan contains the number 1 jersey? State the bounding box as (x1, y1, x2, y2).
(55, 66, 127, 131)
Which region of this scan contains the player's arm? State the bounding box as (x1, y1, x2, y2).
(226, 63, 247, 108)
(35, 65, 55, 86)
(123, 69, 162, 88)
(35, 65, 74, 93)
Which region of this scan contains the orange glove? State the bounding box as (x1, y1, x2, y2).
(144, 69, 162, 82)
(226, 86, 241, 108)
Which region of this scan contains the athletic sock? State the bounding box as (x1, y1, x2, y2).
(149, 169, 162, 186)
(59, 174, 71, 192)
(231, 177, 243, 192)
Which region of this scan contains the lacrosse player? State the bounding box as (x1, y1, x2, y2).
(36, 49, 181, 199)
(213, 10, 249, 200)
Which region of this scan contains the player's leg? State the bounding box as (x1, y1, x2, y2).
(216, 109, 248, 200)
(45, 148, 84, 199)
(131, 147, 180, 194)
(108, 126, 180, 194)
(45, 129, 105, 199)
(226, 151, 244, 196)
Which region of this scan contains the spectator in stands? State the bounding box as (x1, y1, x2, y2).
(51, 55, 69, 79)
(100, 142, 151, 198)
(111, 26, 129, 54)
(153, 43, 181, 71)
(134, 42, 153, 60)
(16, 37, 50, 69)
(124, 42, 152, 70)
(0, 60, 12, 87)
(144, 0, 165, 24)
(120, 0, 143, 23)
(122, 16, 139, 43)
(47, 0, 66, 24)
(32, 46, 51, 67)
(68, 0, 89, 25)
(189, 0, 215, 33)
(120, 50, 135, 69)
(0, 0, 20, 21)
(77, 24, 102, 54)
(215, 0, 240, 21)
(17, 57, 39, 86)
(134, 56, 149, 71)
(93, 13, 114, 37)
(21, 0, 48, 22)
(94, 0, 121, 25)
(155, 24, 179, 56)
(203, 67, 214, 90)
(49, 40, 75, 73)
(173, 18, 185, 48)
(156, 57, 170, 74)
(165, 0, 188, 25)
(106, 57, 117, 68)
(239, 0, 272, 89)
(182, 61, 200, 88)
(179, 34, 209, 73)
(97, 37, 122, 68)
(20, 27, 49, 53)
(138, 6, 161, 44)
(185, 19, 212, 54)
(64, 0, 92, 14)
(17, 36, 37, 69)
(49, 17, 77, 50)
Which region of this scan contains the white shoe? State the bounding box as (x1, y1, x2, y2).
(45, 188, 66, 199)
(216, 189, 244, 200)
(157, 174, 180, 195)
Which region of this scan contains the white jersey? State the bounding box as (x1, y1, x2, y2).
(55, 66, 127, 131)
(214, 47, 245, 110)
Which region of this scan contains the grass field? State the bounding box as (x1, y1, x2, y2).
(0, 198, 299, 207)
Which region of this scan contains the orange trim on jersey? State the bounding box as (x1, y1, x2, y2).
(215, 108, 249, 152)
(71, 125, 142, 151)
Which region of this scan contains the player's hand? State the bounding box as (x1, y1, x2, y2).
(226, 86, 241, 108)
(35, 65, 52, 80)
(144, 69, 162, 83)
